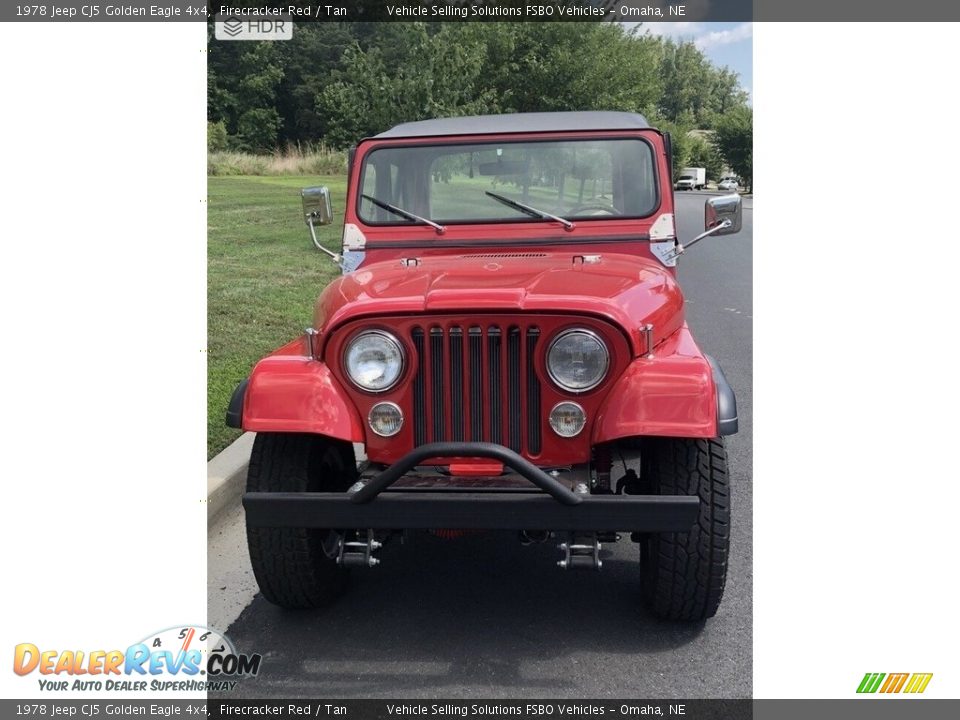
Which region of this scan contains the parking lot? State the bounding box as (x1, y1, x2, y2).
(208, 191, 753, 698)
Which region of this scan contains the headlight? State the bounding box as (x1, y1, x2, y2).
(369, 402, 404, 437)
(547, 329, 609, 392)
(344, 330, 404, 392)
(549, 402, 586, 437)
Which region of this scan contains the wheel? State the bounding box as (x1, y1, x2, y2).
(639, 437, 730, 621)
(246, 432, 357, 609)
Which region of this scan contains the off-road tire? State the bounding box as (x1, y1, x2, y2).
(246, 432, 357, 609)
(639, 437, 730, 621)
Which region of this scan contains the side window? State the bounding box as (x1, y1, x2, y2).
(359, 157, 402, 222)
(616, 141, 656, 215)
(359, 163, 378, 212)
(360, 151, 431, 221)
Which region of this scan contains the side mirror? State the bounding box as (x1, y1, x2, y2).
(301, 186, 341, 264)
(302, 186, 333, 226)
(705, 194, 742, 236)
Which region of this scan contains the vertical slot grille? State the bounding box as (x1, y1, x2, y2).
(412, 328, 426, 446)
(430, 328, 444, 443)
(526, 328, 542, 454)
(411, 322, 542, 454)
(488, 327, 502, 445)
(469, 327, 483, 441)
(449, 327, 464, 441)
(507, 327, 522, 452)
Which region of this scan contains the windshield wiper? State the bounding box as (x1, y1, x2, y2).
(484, 191, 574, 231)
(361, 194, 445, 235)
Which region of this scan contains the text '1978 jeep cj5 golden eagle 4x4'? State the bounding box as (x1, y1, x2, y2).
(227, 112, 741, 621)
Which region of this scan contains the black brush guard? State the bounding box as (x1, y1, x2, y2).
(243, 442, 699, 532)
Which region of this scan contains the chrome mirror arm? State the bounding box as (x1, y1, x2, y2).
(664, 219, 732, 261)
(307, 215, 343, 266)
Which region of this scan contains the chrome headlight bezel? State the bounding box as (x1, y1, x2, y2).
(546, 328, 610, 393)
(343, 329, 405, 393)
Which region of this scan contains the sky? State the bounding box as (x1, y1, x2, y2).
(639, 21, 754, 104)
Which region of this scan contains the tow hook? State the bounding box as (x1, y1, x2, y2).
(557, 533, 602, 570)
(337, 529, 381, 568)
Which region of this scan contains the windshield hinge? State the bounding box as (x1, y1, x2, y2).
(641, 324, 654, 358)
(304, 327, 320, 360)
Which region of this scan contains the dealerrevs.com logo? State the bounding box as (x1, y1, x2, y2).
(857, 672, 933, 694)
(13, 626, 261, 693)
(215, 15, 293, 41)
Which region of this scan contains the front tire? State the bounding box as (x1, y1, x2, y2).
(246, 433, 357, 609)
(639, 437, 730, 621)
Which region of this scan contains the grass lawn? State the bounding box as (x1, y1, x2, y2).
(207, 175, 345, 458)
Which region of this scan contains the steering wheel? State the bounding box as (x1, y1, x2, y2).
(568, 203, 621, 217)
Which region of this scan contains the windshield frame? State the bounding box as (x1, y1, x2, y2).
(353, 134, 662, 229)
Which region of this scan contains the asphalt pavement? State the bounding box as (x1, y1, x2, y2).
(212, 192, 753, 699)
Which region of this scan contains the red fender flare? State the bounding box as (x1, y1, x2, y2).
(592, 326, 719, 442)
(240, 346, 364, 443)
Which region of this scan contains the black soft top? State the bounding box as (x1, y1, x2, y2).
(374, 111, 651, 138)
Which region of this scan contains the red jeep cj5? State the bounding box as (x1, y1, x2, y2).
(227, 112, 741, 621)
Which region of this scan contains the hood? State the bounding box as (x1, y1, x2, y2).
(315, 252, 684, 355)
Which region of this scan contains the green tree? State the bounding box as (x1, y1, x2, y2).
(317, 24, 496, 147)
(236, 108, 282, 152)
(478, 23, 662, 115)
(207, 120, 228, 152)
(207, 39, 285, 149)
(206, 21, 750, 151)
(273, 23, 358, 144)
(687, 134, 725, 184)
(712, 107, 753, 190)
(653, 118, 692, 181)
(654, 37, 749, 128)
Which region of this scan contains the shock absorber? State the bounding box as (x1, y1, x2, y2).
(593, 444, 612, 494)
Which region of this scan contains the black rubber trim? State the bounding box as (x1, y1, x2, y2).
(352, 442, 581, 506)
(225, 378, 248, 429)
(243, 492, 699, 532)
(704, 355, 738, 436)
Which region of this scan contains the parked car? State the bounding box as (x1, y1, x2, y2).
(718, 178, 740, 191)
(228, 111, 741, 621)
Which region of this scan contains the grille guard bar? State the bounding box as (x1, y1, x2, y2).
(351, 442, 581, 505)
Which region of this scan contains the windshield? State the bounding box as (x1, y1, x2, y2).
(358, 138, 657, 226)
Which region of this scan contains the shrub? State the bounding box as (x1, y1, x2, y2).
(207, 121, 229, 152)
(207, 144, 348, 176)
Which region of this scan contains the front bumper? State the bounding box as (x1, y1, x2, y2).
(243, 442, 699, 533)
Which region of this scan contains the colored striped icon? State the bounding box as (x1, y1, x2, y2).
(903, 673, 934, 694)
(857, 672, 932, 694)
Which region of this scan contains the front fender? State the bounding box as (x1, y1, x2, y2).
(228, 349, 364, 443)
(592, 326, 736, 441)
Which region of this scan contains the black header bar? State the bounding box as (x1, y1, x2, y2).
(5, 0, 960, 23)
